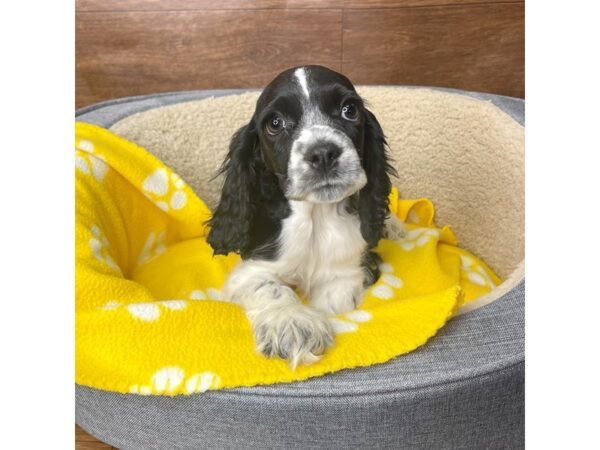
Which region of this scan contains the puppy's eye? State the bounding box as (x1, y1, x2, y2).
(265, 116, 286, 136)
(341, 102, 359, 121)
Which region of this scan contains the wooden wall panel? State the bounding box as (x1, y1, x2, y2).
(76, 1, 524, 111)
(77, 0, 519, 12)
(76, 10, 342, 107)
(342, 4, 524, 98)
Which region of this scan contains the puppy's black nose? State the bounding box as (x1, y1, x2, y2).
(304, 143, 342, 171)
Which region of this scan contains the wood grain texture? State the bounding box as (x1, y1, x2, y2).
(76, 10, 342, 107)
(76, 425, 115, 449)
(77, 0, 520, 12)
(342, 3, 524, 97)
(76, 3, 523, 107)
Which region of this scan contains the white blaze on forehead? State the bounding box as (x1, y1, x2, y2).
(294, 67, 310, 99)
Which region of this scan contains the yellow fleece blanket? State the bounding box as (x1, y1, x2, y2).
(75, 122, 500, 396)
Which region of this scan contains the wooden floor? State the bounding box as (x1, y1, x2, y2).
(76, 425, 115, 449)
(76, 0, 524, 108)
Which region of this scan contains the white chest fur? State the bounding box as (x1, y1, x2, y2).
(276, 200, 367, 294)
(221, 198, 368, 364)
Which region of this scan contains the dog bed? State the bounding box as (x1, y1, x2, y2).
(76, 86, 524, 449)
(75, 121, 503, 394)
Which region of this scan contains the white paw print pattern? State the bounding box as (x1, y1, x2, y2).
(185, 372, 221, 394)
(407, 210, 421, 224)
(369, 262, 404, 300)
(127, 303, 160, 321)
(142, 169, 188, 212)
(137, 230, 167, 266)
(329, 310, 373, 334)
(460, 255, 497, 289)
(123, 290, 222, 321)
(126, 300, 187, 321)
(129, 366, 221, 395)
(89, 225, 122, 275)
(128, 384, 153, 395)
(100, 300, 121, 310)
(396, 227, 440, 251)
(76, 140, 108, 182)
(190, 290, 207, 300)
(189, 288, 223, 301)
(161, 300, 187, 310)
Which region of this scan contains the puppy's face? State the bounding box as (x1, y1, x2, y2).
(253, 66, 368, 203)
(208, 65, 393, 257)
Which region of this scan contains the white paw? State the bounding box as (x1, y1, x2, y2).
(383, 215, 407, 240)
(251, 303, 334, 369)
(310, 281, 364, 316)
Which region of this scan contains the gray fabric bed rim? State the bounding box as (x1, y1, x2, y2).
(75, 87, 524, 449)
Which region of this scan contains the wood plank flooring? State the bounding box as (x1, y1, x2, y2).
(76, 425, 115, 449)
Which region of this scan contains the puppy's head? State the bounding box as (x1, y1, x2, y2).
(254, 66, 369, 203)
(208, 65, 394, 256)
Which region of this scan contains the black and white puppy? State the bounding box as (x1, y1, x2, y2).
(207, 65, 400, 367)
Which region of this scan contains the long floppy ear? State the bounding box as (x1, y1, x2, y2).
(207, 122, 259, 256)
(358, 109, 397, 248)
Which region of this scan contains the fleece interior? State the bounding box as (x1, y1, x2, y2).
(110, 86, 524, 292)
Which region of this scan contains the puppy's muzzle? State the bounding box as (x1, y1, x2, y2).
(304, 142, 342, 173)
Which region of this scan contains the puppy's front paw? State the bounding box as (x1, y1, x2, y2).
(252, 304, 334, 368)
(383, 214, 407, 240)
(310, 282, 363, 316)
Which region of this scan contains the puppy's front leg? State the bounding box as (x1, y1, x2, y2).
(223, 261, 334, 368)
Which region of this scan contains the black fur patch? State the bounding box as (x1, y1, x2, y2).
(361, 250, 383, 287)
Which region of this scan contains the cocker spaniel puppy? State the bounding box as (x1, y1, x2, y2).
(207, 65, 403, 367)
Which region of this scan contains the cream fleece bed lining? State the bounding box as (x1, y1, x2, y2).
(110, 86, 524, 311)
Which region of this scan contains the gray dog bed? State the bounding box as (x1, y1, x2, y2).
(76, 87, 524, 450)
